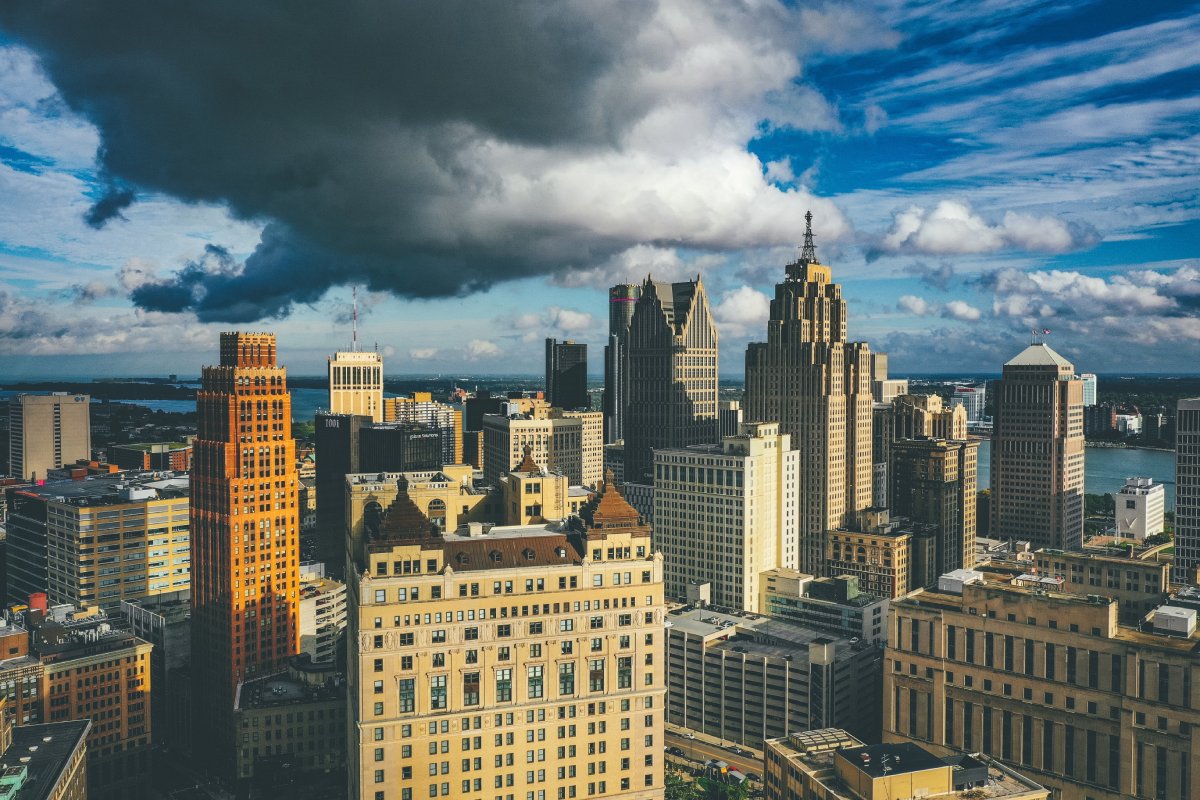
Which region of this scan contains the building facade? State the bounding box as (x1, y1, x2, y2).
(603, 283, 641, 445)
(760, 570, 890, 644)
(7, 394, 91, 482)
(109, 442, 193, 471)
(1080, 373, 1098, 407)
(891, 395, 967, 442)
(744, 214, 873, 575)
(950, 385, 987, 422)
(546, 339, 589, 411)
(298, 562, 346, 664)
(328, 350, 384, 422)
(191, 332, 301, 777)
(990, 344, 1085, 550)
(884, 570, 1199, 800)
(1175, 398, 1200, 585)
(384, 393, 463, 464)
(652, 422, 798, 611)
(482, 405, 603, 489)
(825, 510, 937, 600)
(0, 719, 91, 800)
(889, 438, 979, 575)
(666, 609, 883, 747)
(346, 478, 666, 800)
(1115, 477, 1165, 541)
(623, 277, 719, 485)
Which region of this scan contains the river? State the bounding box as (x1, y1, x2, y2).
(975, 439, 1176, 510)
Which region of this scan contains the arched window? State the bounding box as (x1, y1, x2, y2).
(427, 498, 447, 529)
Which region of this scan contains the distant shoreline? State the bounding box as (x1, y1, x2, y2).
(1085, 441, 1174, 453)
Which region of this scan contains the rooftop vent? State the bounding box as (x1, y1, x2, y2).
(1152, 605, 1197, 637)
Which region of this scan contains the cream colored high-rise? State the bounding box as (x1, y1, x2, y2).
(347, 477, 666, 800)
(744, 213, 873, 575)
(7, 393, 91, 480)
(482, 403, 603, 488)
(990, 343, 1084, 550)
(652, 422, 798, 611)
(329, 350, 384, 422)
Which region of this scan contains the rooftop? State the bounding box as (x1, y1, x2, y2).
(1004, 342, 1073, 369)
(116, 442, 189, 451)
(235, 670, 345, 711)
(14, 471, 188, 507)
(0, 721, 90, 800)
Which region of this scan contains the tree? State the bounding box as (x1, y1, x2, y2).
(695, 777, 749, 800)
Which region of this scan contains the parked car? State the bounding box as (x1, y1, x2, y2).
(746, 773, 763, 783)
(666, 746, 685, 757)
(682, 732, 696, 740)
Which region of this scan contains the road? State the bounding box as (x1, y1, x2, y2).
(666, 731, 764, 779)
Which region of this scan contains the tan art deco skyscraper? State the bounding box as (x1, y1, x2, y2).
(744, 213, 873, 575)
(990, 342, 1084, 550)
(191, 332, 301, 775)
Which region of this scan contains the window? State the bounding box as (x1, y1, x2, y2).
(465, 627, 479, 640)
(589, 659, 605, 692)
(431, 676, 447, 710)
(559, 663, 575, 696)
(528, 666, 544, 699)
(399, 679, 415, 713)
(497, 669, 513, 702)
(464, 672, 480, 706)
(617, 657, 632, 689)
(498, 625, 512, 638)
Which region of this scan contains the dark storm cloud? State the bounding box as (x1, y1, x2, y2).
(901, 261, 955, 291)
(0, 1, 667, 319)
(83, 183, 135, 228)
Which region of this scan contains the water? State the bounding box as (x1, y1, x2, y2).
(113, 387, 329, 421)
(975, 439, 1176, 509)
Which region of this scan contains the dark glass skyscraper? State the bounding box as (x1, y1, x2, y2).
(603, 283, 641, 444)
(545, 338, 589, 410)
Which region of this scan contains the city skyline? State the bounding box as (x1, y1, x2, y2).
(1, 2, 1198, 378)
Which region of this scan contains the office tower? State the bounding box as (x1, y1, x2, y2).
(7, 394, 91, 481)
(826, 509, 936, 599)
(1080, 372, 1098, 406)
(872, 403, 894, 508)
(1115, 477, 1165, 541)
(4, 472, 190, 607)
(745, 213, 873, 574)
(482, 403, 603, 488)
(765, 729, 1048, 800)
(603, 283, 641, 444)
(717, 400, 743, 438)
(545, 338, 590, 411)
(28, 607, 153, 799)
(950, 385, 988, 422)
(384, 393, 463, 463)
(667, 610, 882, 747)
(122, 591, 191, 753)
(624, 276, 719, 484)
(870, 352, 908, 404)
(1174, 398, 1200, 585)
(190, 332, 300, 778)
(653, 422, 798, 611)
(328, 350, 384, 422)
(297, 561, 346, 664)
(890, 438, 979, 574)
(990, 343, 1084, 550)
(314, 412, 368, 578)
(358, 423, 443, 472)
(346, 477, 665, 800)
(462, 390, 505, 469)
(892, 394, 967, 441)
(885, 568, 1198, 800)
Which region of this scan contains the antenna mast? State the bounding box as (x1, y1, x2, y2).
(800, 210, 818, 263)
(352, 286, 359, 352)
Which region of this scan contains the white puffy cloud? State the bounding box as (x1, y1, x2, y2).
(464, 339, 501, 361)
(715, 286, 771, 327)
(943, 299, 982, 321)
(408, 347, 438, 360)
(897, 294, 982, 322)
(874, 200, 1098, 257)
(987, 267, 1178, 319)
(897, 294, 933, 315)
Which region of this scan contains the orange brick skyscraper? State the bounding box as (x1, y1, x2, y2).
(191, 332, 300, 775)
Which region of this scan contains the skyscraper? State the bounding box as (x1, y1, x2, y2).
(603, 283, 641, 444)
(889, 437, 979, 575)
(328, 350, 384, 421)
(989, 342, 1084, 550)
(744, 213, 873, 575)
(191, 332, 300, 776)
(623, 276, 719, 484)
(7, 393, 91, 481)
(1173, 398, 1200, 584)
(545, 338, 589, 410)
(1080, 372, 1098, 407)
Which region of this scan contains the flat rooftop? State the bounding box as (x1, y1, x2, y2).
(0, 720, 90, 800)
(236, 672, 344, 711)
(14, 471, 188, 506)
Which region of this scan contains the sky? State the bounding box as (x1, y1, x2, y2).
(0, 1, 1198, 379)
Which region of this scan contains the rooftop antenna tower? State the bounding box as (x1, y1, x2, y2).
(352, 286, 359, 352)
(800, 210, 818, 263)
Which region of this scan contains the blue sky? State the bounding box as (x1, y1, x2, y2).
(0, 1, 1198, 378)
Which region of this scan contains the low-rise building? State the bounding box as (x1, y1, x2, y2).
(1115, 476, 1165, 541)
(765, 728, 1047, 800)
(122, 589, 191, 752)
(233, 656, 346, 783)
(761, 570, 890, 644)
(108, 441, 192, 471)
(0, 718, 91, 800)
(1028, 547, 1169, 623)
(884, 568, 1200, 800)
(666, 607, 882, 747)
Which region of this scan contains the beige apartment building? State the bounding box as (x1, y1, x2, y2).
(891, 394, 967, 441)
(329, 350, 385, 422)
(744, 214, 873, 575)
(7, 394, 91, 481)
(652, 422, 798, 611)
(482, 403, 603, 489)
(347, 478, 666, 800)
(884, 568, 1200, 800)
(990, 343, 1085, 550)
(826, 509, 937, 600)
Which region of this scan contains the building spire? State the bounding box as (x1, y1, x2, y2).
(800, 210, 817, 263)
